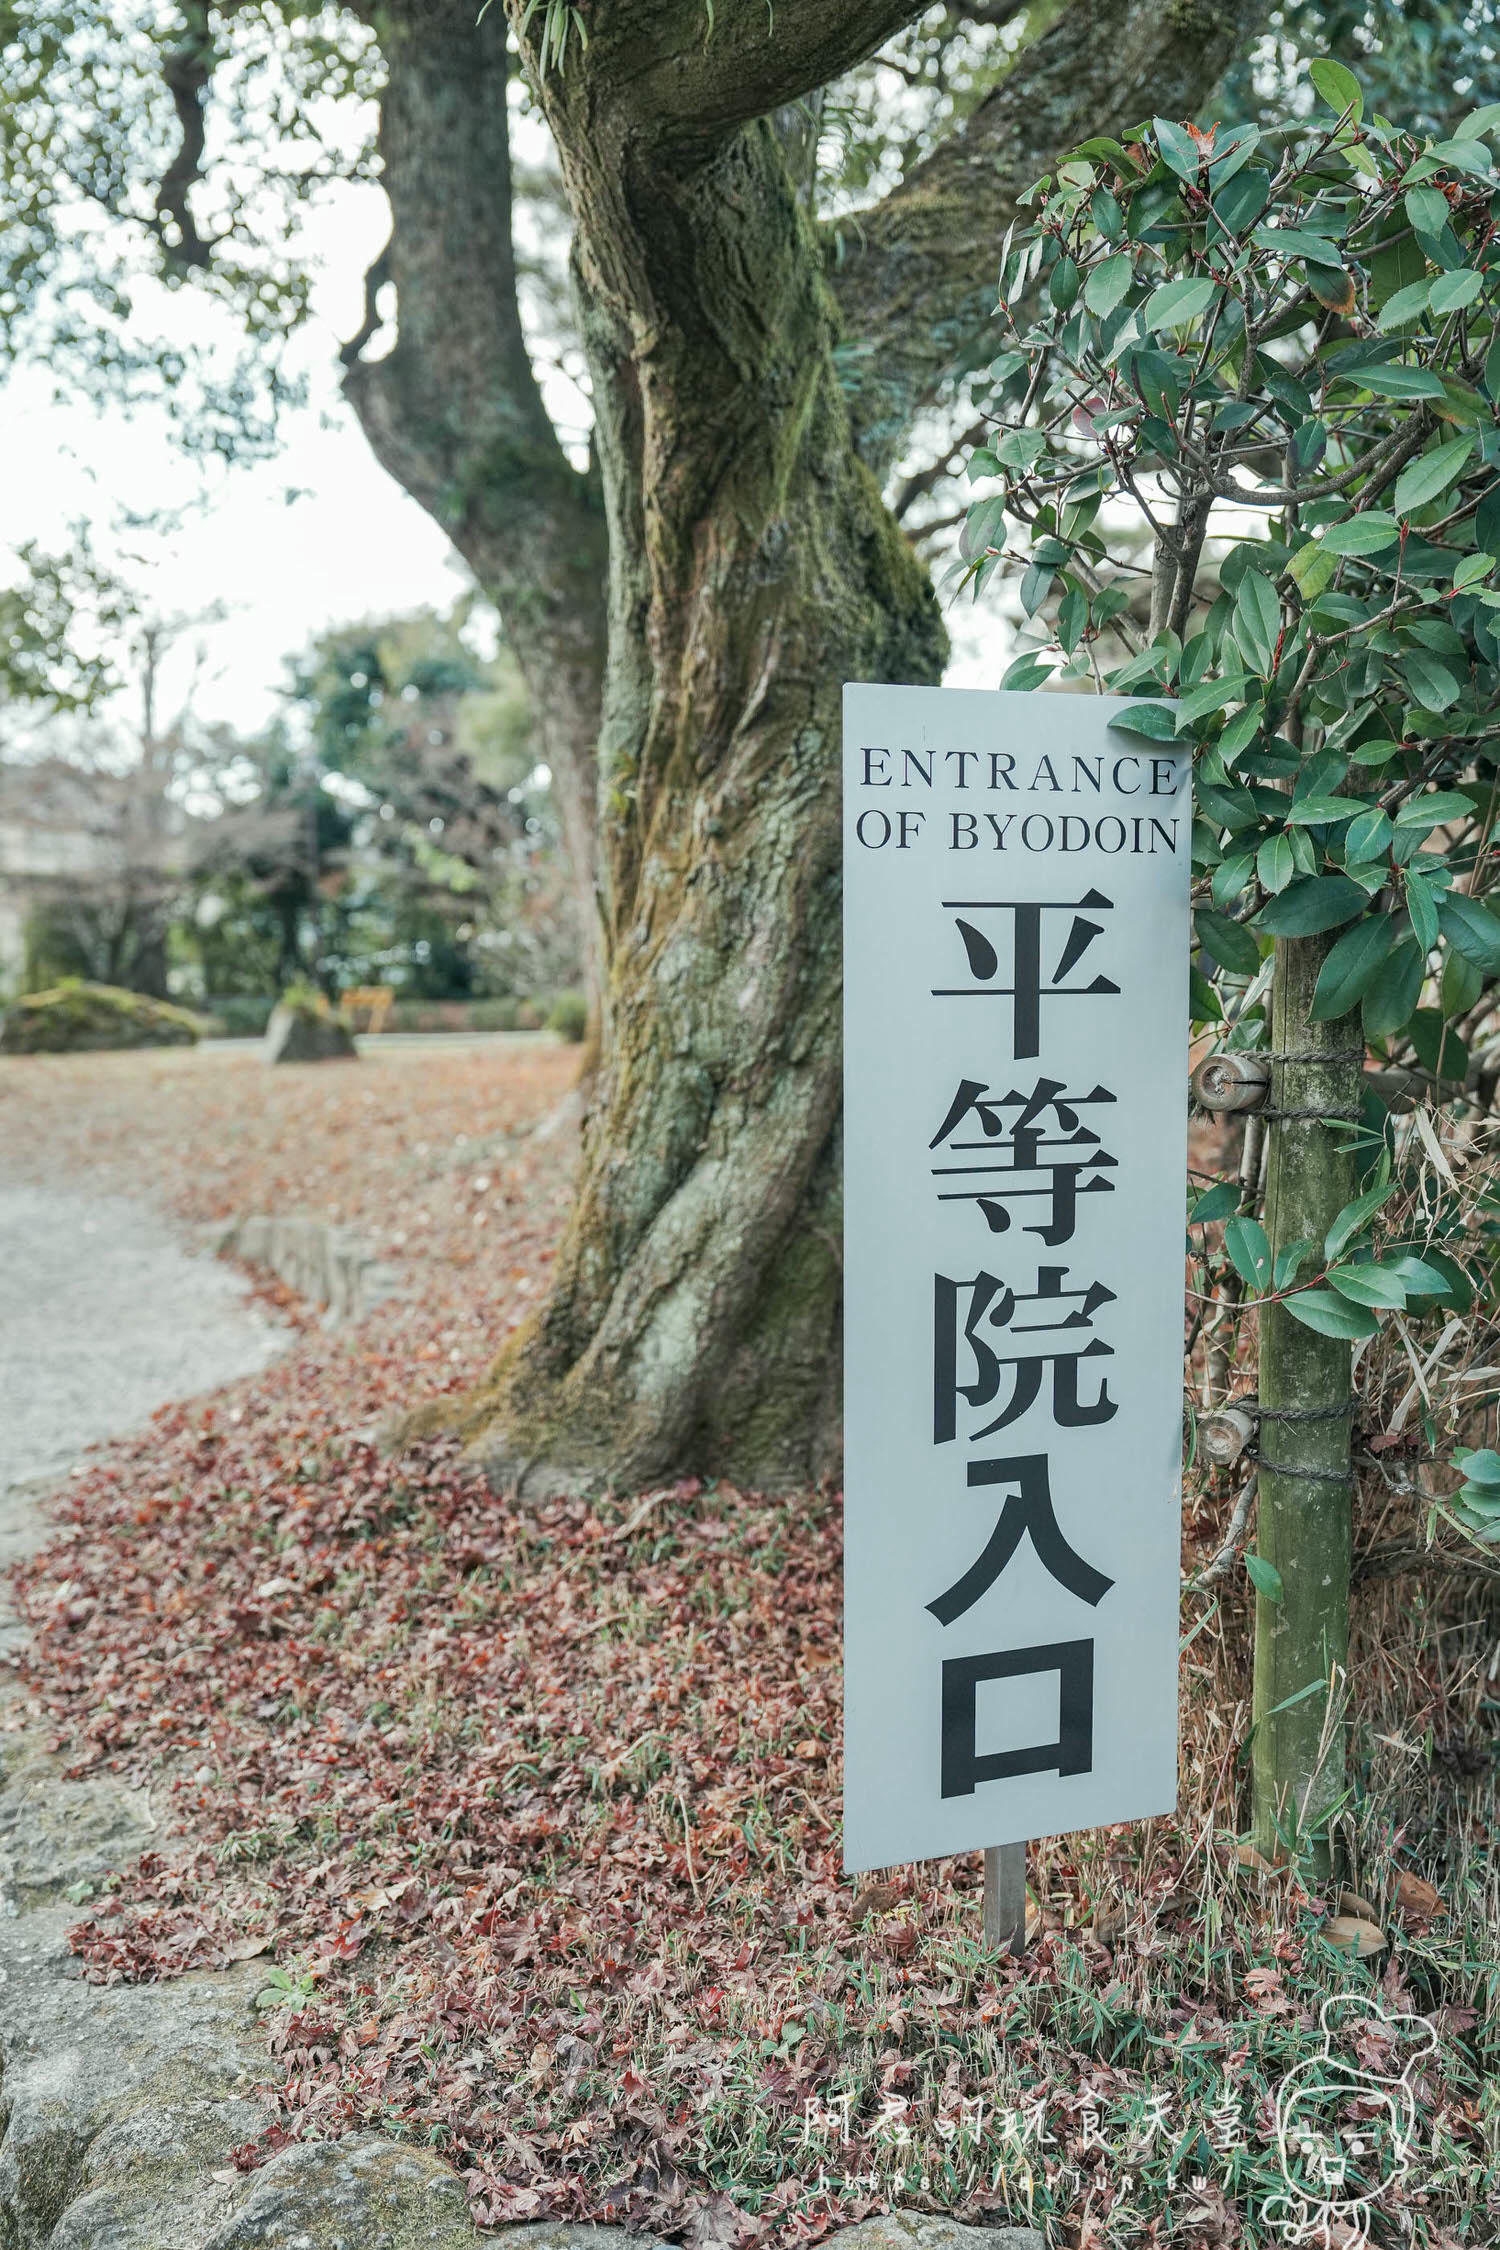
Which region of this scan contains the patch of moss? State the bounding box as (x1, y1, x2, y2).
(0, 980, 203, 1056)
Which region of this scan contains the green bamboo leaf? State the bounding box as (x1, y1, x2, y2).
(1310, 916, 1395, 1019)
(1282, 1289, 1380, 1338)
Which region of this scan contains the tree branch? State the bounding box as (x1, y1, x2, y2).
(342, 0, 607, 960)
(831, 0, 1268, 472)
(546, 0, 924, 144)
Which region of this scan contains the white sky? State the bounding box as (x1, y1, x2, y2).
(1, 166, 1004, 741)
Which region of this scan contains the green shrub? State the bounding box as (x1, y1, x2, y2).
(0, 979, 203, 1055)
(547, 989, 588, 1043)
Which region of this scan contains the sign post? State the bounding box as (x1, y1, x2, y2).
(842, 684, 1190, 1914)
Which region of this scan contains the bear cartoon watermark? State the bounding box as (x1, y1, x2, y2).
(1263, 1994, 1438, 2245)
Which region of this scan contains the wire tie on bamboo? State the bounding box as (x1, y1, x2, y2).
(1254, 1456, 1355, 1484)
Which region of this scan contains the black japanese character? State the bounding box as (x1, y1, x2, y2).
(929, 1078, 1117, 1244)
(940, 1640, 1095, 1797)
(926, 1454, 1114, 1620)
(932, 892, 1120, 1057)
(934, 1269, 1118, 1443)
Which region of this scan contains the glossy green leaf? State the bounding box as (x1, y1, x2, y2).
(1282, 1288, 1380, 1338)
(1308, 56, 1363, 120)
(1393, 790, 1474, 830)
(1224, 1214, 1272, 1291)
(1108, 700, 1176, 739)
(1325, 1176, 1396, 1260)
(1310, 915, 1395, 1019)
(1362, 938, 1424, 1038)
(1245, 1553, 1284, 1604)
(1256, 873, 1368, 935)
(1084, 253, 1134, 317)
(1327, 1262, 1407, 1308)
(1437, 891, 1500, 971)
(1258, 831, 1295, 893)
(1393, 435, 1476, 517)
(1143, 275, 1219, 331)
(1195, 907, 1260, 976)
(1189, 1182, 1240, 1225)
(1321, 512, 1400, 555)
(1377, 280, 1434, 332)
(1429, 267, 1484, 316)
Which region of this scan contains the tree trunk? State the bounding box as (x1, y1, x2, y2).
(341, 0, 609, 988)
(414, 106, 944, 1491)
(1251, 934, 1360, 1871)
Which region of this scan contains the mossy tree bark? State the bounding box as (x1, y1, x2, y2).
(358, 0, 1265, 1489)
(1251, 934, 1361, 1870)
(402, 0, 1262, 1493)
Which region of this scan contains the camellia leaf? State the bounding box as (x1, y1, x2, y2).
(1453, 552, 1495, 591)
(1308, 55, 1363, 121)
(1321, 512, 1400, 555)
(1343, 805, 1392, 863)
(1108, 700, 1176, 739)
(1224, 1213, 1273, 1292)
(1401, 648, 1463, 710)
(1325, 1176, 1396, 1260)
(1232, 569, 1281, 674)
(1362, 937, 1424, 1038)
(1437, 891, 1500, 970)
(1256, 873, 1368, 936)
(1143, 275, 1219, 331)
(1393, 790, 1474, 831)
(1285, 794, 1360, 824)
(1282, 1288, 1381, 1338)
(1288, 540, 1337, 599)
(1393, 435, 1476, 517)
(1353, 365, 1447, 399)
(1385, 1255, 1453, 1298)
(1189, 1182, 1241, 1225)
(1244, 1553, 1284, 1604)
(1310, 915, 1396, 1019)
(1327, 1262, 1407, 1308)
(1195, 907, 1260, 976)
(1258, 831, 1295, 893)
(1377, 279, 1434, 332)
(1153, 116, 1204, 183)
(1429, 267, 1484, 315)
(1084, 253, 1134, 317)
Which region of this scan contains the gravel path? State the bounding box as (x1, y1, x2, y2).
(0, 1186, 285, 1497)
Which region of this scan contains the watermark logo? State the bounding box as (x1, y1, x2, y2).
(1263, 1996, 1437, 2246)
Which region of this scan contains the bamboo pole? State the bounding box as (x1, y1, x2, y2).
(983, 1842, 1027, 1953)
(1250, 933, 1361, 1873)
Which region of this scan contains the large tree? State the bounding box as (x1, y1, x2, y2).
(6, 0, 1298, 1483)
(393, 0, 1264, 1489)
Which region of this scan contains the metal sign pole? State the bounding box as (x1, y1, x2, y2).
(984, 1842, 1028, 1954)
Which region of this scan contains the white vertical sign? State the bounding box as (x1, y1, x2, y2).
(842, 684, 1190, 1873)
